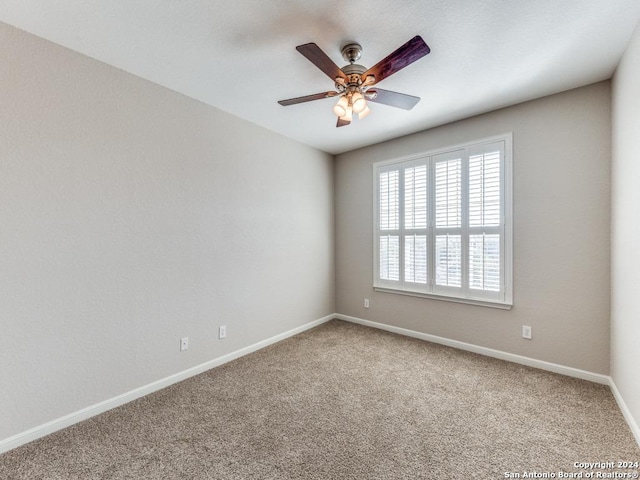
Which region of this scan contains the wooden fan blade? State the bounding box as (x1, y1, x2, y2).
(337, 117, 351, 127)
(296, 43, 347, 81)
(367, 88, 420, 110)
(362, 36, 430, 85)
(278, 92, 336, 106)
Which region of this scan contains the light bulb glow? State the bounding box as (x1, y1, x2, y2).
(333, 96, 348, 117)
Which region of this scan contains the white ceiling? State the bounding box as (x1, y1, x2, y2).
(2, 1, 640, 155)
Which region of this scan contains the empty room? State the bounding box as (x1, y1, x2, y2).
(1, 1, 640, 478)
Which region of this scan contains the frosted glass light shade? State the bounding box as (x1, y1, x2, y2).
(358, 104, 371, 119)
(333, 96, 349, 117)
(351, 92, 367, 114)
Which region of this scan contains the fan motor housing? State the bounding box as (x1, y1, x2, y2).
(341, 63, 367, 88)
(342, 63, 366, 76)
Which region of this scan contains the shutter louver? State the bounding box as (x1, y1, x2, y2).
(435, 159, 462, 228)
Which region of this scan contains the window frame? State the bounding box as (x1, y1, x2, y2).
(373, 133, 513, 309)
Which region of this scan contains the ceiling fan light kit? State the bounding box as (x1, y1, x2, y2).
(278, 36, 431, 127)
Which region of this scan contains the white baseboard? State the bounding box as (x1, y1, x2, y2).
(609, 378, 640, 447)
(335, 314, 610, 384)
(0, 314, 334, 455)
(4, 313, 639, 454)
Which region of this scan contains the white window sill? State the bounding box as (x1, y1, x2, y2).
(373, 286, 513, 310)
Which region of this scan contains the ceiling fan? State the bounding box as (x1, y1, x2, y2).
(278, 36, 431, 127)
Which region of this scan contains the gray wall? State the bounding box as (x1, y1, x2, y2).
(335, 82, 612, 374)
(0, 23, 334, 442)
(612, 21, 640, 435)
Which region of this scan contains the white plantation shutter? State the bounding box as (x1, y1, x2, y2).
(469, 234, 500, 291)
(469, 150, 501, 227)
(467, 142, 504, 298)
(404, 165, 427, 229)
(377, 168, 400, 283)
(434, 153, 463, 291)
(435, 234, 462, 288)
(379, 170, 399, 230)
(405, 235, 427, 284)
(374, 135, 511, 307)
(380, 235, 400, 281)
(404, 164, 428, 284)
(435, 157, 462, 229)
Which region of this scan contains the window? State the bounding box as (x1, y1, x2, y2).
(374, 134, 512, 308)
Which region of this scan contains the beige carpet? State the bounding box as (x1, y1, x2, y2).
(1, 319, 638, 479)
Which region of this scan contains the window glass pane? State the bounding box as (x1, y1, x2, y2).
(380, 235, 400, 281)
(404, 164, 427, 229)
(435, 234, 461, 287)
(405, 235, 427, 284)
(379, 170, 399, 230)
(469, 150, 501, 227)
(435, 159, 462, 228)
(469, 234, 501, 291)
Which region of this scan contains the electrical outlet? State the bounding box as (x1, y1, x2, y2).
(364, 298, 370, 308)
(180, 337, 189, 351)
(522, 325, 532, 340)
(219, 325, 226, 339)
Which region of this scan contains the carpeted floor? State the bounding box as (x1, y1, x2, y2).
(1, 319, 638, 479)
